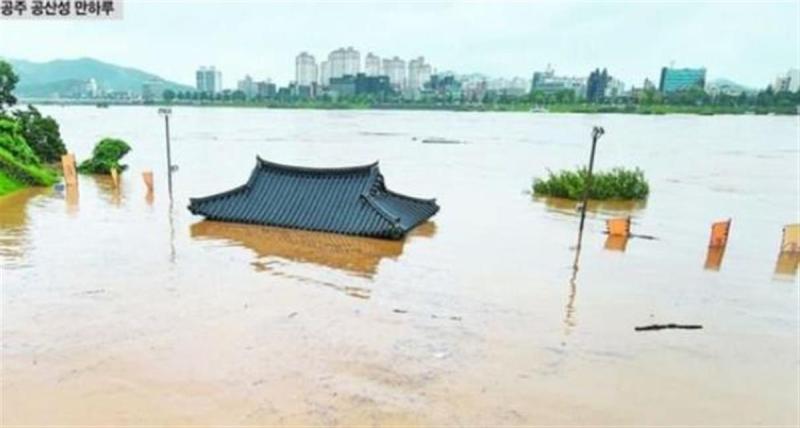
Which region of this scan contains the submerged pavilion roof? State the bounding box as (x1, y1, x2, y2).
(188, 157, 439, 239)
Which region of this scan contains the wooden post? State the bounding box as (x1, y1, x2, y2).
(704, 247, 726, 271)
(61, 153, 78, 186)
(775, 252, 799, 276)
(708, 219, 732, 248)
(780, 224, 800, 254)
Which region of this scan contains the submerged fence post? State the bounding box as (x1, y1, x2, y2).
(780, 224, 800, 254)
(574, 126, 604, 255)
(708, 219, 732, 248)
(61, 153, 78, 187)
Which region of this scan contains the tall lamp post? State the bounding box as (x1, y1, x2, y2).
(575, 126, 605, 253)
(158, 107, 174, 199)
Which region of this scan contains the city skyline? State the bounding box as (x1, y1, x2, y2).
(0, 1, 797, 89)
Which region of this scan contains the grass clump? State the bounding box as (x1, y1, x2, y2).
(78, 138, 131, 174)
(533, 167, 649, 201)
(0, 170, 24, 195)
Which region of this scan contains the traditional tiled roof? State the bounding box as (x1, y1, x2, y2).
(188, 157, 439, 239)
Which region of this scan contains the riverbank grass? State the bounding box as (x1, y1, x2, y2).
(533, 167, 649, 201)
(0, 170, 24, 195)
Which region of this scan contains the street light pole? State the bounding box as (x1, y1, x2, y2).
(575, 126, 604, 253)
(158, 107, 173, 199)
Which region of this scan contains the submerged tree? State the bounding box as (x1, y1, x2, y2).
(12, 105, 66, 163)
(78, 138, 132, 174)
(0, 60, 19, 112)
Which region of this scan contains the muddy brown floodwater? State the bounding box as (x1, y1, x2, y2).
(1, 107, 798, 426)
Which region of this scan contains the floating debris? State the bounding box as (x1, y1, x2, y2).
(421, 137, 467, 144)
(635, 324, 703, 331)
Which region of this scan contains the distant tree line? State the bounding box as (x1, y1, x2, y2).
(159, 80, 800, 114)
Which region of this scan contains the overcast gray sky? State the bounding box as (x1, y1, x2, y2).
(1, 0, 797, 88)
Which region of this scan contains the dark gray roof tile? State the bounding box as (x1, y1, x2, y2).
(188, 157, 439, 239)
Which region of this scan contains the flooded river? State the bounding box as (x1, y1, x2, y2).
(1, 107, 798, 425)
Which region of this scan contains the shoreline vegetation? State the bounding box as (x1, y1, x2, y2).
(21, 98, 800, 115)
(0, 61, 65, 196)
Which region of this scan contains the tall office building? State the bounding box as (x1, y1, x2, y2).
(658, 67, 706, 93)
(365, 53, 381, 76)
(407, 56, 432, 91)
(586, 68, 610, 101)
(382, 56, 406, 90)
(328, 47, 360, 79)
(295, 52, 318, 86)
(196, 66, 223, 93)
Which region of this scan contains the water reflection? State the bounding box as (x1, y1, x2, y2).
(0, 188, 52, 266)
(535, 196, 647, 216)
(190, 220, 436, 279)
(604, 235, 630, 252)
(90, 174, 121, 206)
(65, 184, 79, 213)
(564, 264, 578, 335)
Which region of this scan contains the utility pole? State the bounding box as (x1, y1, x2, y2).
(575, 126, 604, 253)
(158, 107, 173, 199)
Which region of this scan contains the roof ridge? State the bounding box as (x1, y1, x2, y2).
(256, 156, 378, 175)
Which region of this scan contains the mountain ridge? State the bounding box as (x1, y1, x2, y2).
(3, 57, 193, 97)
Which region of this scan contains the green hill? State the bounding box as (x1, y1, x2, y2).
(4, 57, 193, 97)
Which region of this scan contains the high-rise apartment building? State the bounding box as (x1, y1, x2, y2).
(295, 52, 318, 86)
(407, 56, 432, 91)
(328, 47, 360, 79)
(382, 56, 406, 91)
(196, 66, 223, 93)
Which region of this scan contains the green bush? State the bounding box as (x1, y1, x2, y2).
(0, 118, 41, 165)
(78, 138, 131, 174)
(13, 105, 67, 163)
(533, 167, 649, 201)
